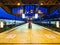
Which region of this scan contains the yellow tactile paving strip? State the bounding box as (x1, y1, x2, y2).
(0, 23, 60, 45)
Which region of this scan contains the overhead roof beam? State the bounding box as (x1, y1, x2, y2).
(0, 3, 12, 14)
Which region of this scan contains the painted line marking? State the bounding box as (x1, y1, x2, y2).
(44, 34, 56, 39)
(6, 34, 16, 39)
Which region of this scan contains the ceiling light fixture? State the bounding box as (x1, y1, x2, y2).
(17, 3, 20, 6)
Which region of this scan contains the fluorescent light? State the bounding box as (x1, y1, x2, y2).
(22, 14, 25, 18)
(35, 13, 38, 19)
(56, 21, 60, 28)
(0, 22, 4, 28)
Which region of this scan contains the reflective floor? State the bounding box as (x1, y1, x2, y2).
(0, 23, 60, 45)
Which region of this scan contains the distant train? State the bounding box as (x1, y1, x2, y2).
(41, 21, 56, 25)
(0, 19, 25, 28)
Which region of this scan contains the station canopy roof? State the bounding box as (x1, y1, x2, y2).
(0, 7, 24, 21)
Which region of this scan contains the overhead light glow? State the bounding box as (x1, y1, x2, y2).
(30, 10, 33, 13)
(22, 14, 25, 19)
(38, 10, 43, 14)
(56, 21, 60, 28)
(35, 13, 38, 19)
(0, 22, 4, 28)
(17, 3, 20, 6)
(20, 9, 23, 14)
(40, 2, 44, 5)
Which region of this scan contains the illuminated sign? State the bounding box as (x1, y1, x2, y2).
(0, 22, 4, 28)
